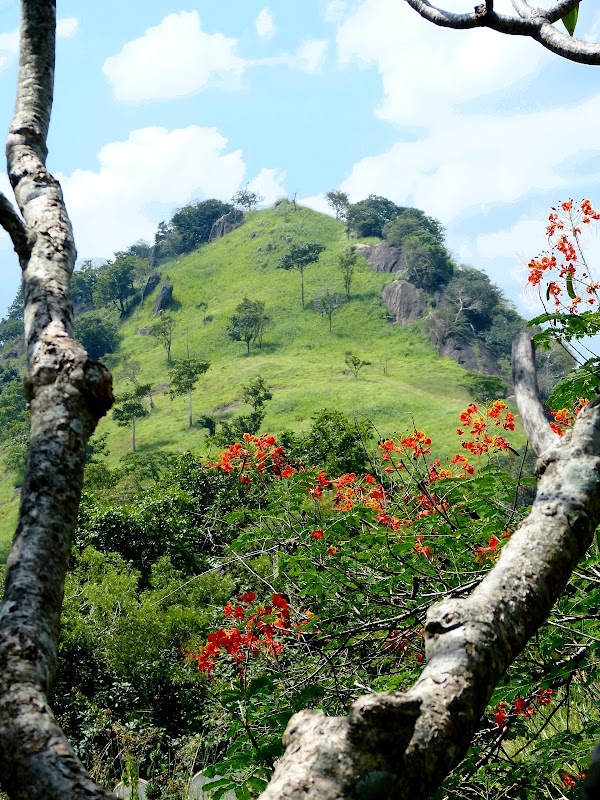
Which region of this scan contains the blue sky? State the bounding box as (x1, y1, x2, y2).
(0, 0, 600, 318)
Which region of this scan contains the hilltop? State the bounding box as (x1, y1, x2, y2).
(0, 198, 533, 551)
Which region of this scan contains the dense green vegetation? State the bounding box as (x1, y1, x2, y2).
(2, 194, 594, 799)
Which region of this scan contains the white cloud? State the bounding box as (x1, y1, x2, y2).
(246, 168, 286, 204)
(253, 39, 328, 74)
(103, 11, 246, 102)
(57, 125, 247, 259)
(0, 30, 18, 58)
(325, 1, 348, 22)
(256, 9, 276, 40)
(57, 17, 79, 38)
(340, 92, 600, 226)
(298, 193, 333, 215)
(336, 0, 544, 127)
(297, 39, 328, 73)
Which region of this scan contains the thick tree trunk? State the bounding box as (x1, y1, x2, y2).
(0, 3, 115, 798)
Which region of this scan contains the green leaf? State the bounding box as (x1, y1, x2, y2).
(561, 3, 579, 36)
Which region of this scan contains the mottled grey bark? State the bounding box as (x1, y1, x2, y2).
(403, 0, 600, 63)
(0, 2, 115, 798)
(257, 340, 600, 800)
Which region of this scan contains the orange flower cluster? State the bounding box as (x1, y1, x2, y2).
(550, 398, 588, 437)
(473, 535, 500, 563)
(528, 199, 600, 312)
(188, 591, 291, 675)
(562, 773, 585, 788)
(379, 429, 432, 462)
(492, 689, 555, 730)
(457, 401, 515, 456)
(211, 433, 288, 484)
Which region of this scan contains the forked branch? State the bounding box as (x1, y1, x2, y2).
(258, 342, 600, 799)
(404, 0, 600, 64)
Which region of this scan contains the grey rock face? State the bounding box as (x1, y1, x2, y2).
(355, 242, 404, 273)
(209, 209, 244, 242)
(439, 337, 503, 375)
(153, 283, 173, 315)
(142, 272, 161, 302)
(382, 280, 427, 324)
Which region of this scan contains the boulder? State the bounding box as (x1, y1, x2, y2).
(439, 337, 503, 375)
(209, 209, 244, 242)
(355, 242, 404, 273)
(141, 272, 161, 302)
(382, 280, 427, 324)
(136, 327, 152, 336)
(153, 283, 173, 316)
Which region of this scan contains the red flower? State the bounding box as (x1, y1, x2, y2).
(327, 546, 338, 555)
(311, 529, 324, 540)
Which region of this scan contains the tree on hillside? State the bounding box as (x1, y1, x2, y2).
(93, 254, 137, 316)
(119, 360, 155, 409)
(71, 259, 100, 312)
(326, 190, 350, 220)
(227, 297, 270, 354)
(277, 242, 325, 308)
(314, 289, 346, 332)
(217, 375, 273, 443)
(403, 232, 454, 291)
(113, 386, 150, 453)
(345, 351, 371, 378)
(258, 6, 600, 800)
(339, 245, 358, 297)
(154, 199, 233, 262)
(346, 195, 401, 238)
(383, 207, 445, 247)
(232, 188, 264, 211)
(150, 312, 177, 364)
(3, 4, 600, 800)
(169, 357, 210, 428)
(74, 313, 119, 361)
(196, 301, 209, 323)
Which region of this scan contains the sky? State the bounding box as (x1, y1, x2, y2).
(0, 0, 600, 318)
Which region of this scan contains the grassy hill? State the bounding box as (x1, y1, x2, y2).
(0, 201, 523, 552)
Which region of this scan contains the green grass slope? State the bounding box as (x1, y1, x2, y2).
(0, 202, 521, 552)
(100, 203, 504, 458)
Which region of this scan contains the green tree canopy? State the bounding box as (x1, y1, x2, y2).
(346, 195, 401, 238)
(314, 289, 346, 332)
(325, 190, 350, 220)
(74, 312, 119, 361)
(227, 298, 269, 355)
(93, 255, 137, 316)
(154, 199, 233, 261)
(169, 357, 210, 428)
(232, 189, 264, 211)
(383, 207, 445, 247)
(402, 232, 454, 291)
(113, 385, 150, 453)
(151, 313, 177, 363)
(277, 242, 325, 308)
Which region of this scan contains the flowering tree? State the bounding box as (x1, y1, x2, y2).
(253, 6, 600, 800)
(2, 2, 600, 800)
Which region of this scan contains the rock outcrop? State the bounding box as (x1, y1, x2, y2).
(142, 272, 161, 303)
(209, 209, 244, 242)
(439, 337, 503, 376)
(153, 283, 173, 315)
(355, 242, 404, 273)
(382, 280, 427, 324)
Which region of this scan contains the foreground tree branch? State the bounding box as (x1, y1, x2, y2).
(0, 2, 114, 798)
(403, 0, 600, 63)
(257, 341, 600, 800)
